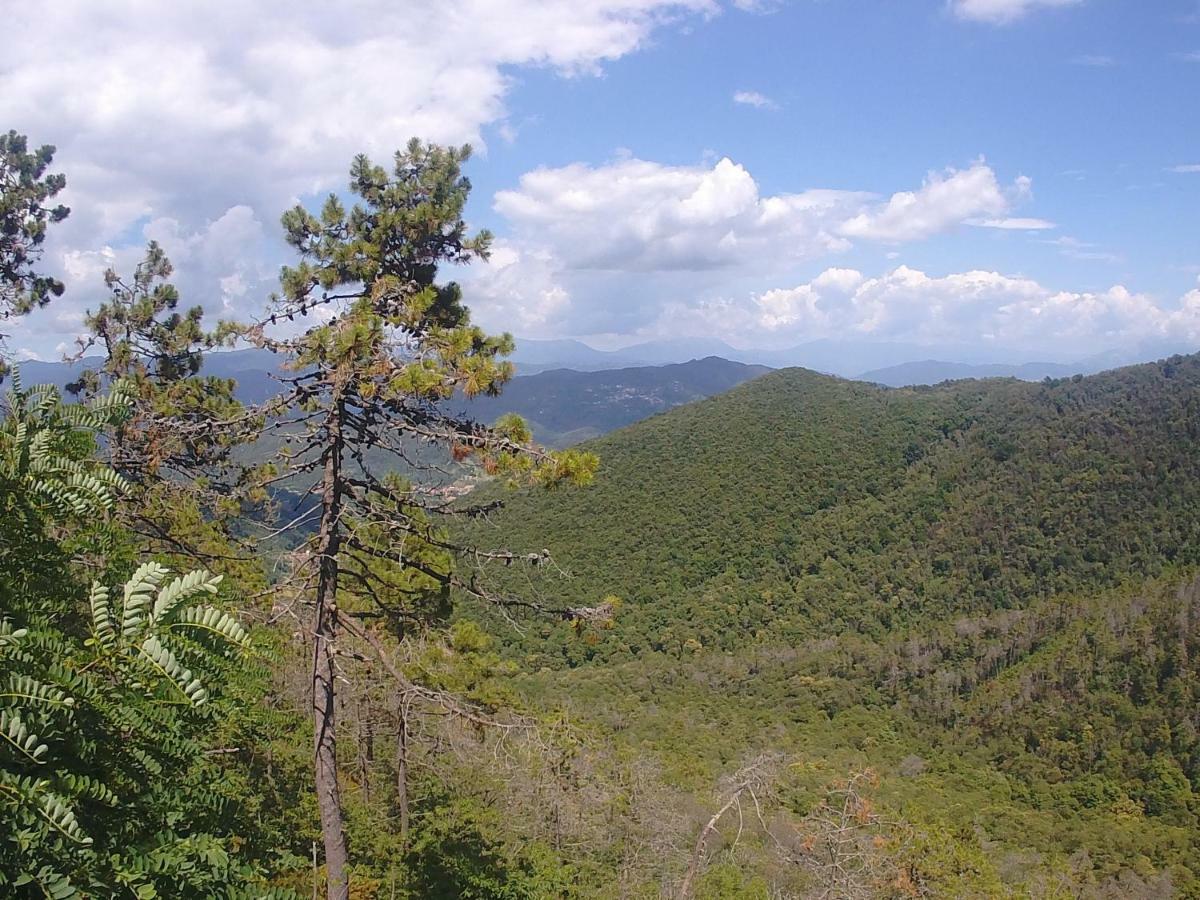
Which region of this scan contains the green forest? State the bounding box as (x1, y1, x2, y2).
(3, 129, 1200, 900)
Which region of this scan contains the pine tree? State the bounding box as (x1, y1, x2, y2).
(0, 131, 69, 358)
(244, 139, 597, 899)
(68, 241, 266, 577)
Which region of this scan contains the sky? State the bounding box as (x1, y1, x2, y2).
(2, 0, 1199, 364)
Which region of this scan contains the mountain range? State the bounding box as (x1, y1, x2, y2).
(15, 351, 768, 449)
(508, 335, 1199, 380)
(459, 356, 770, 447)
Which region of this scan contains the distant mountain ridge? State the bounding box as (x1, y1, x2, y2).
(859, 359, 1082, 386)
(17, 333, 1198, 392)
(12, 350, 768, 448)
(460, 356, 770, 447)
(510, 335, 1200, 381)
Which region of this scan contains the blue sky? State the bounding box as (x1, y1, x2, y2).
(480, 0, 1198, 290)
(2, 0, 1198, 362)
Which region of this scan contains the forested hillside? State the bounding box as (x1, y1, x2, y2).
(461, 356, 1200, 895)
(472, 358, 1200, 652)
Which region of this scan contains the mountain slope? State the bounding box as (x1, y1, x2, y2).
(462, 356, 770, 446)
(472, 355, 1200, 650)
(509, 337, 742, 373)
(460, 354, 1200, 888)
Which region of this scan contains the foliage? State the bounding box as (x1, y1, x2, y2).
(462, 355, 1200, 892)
(65, 241, 267, 582)
(0, 375, 293, 897)
(239, 139, 597, 899)
(0, 131, 68, 327)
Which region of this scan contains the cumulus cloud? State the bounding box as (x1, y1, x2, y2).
(742, 266, 1200, 353)
(3, 1, 720, 220)
(494, 156, 870, 272)
(950, 0, 1083, 24)
(733, 90, 778, 109)
(468, 241, 573, 334)
(11, 207, 278, 356)
(494, 156, 1026, 276)
(2, 0, 730, 357)
(838, 161, 1020, 242)
(561, 263, 1200, 361)
(476, 154, 1057, 339)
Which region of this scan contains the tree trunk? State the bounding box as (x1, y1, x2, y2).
(313, 397, 350, 900)
(679, 792, 740, 899)
(395, 699, 410, 846)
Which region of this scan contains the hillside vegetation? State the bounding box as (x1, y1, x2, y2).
(462, 355, 1200, 894)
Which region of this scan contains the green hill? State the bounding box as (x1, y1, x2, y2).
(462, 355, 771, 447)
(473, 356, 1200, 655)
(461, 354, 1200, 893)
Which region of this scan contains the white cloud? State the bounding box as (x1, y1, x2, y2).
(730, 0, 784, 12)
(970, 217, 1057, 230)
(494, 155, 866, 272)
(756, 267, 862, 330)
(494, 156, 1028, 278)
(4, 1, 720, 225)
(478, 154, 1051, 338)
(2, 0, 723, 356)
(1042, 235, 1121, 263)
(586, 263, 1200, 359)
(1169, 164, 1200, 173)
(733, 90, 778, 109)
(468, 240, 573, 335)
(950, 0, 1083, 24)
(17, 207, 278, 356)
(745, 266, 1200, 353)
(838, 161, 1017, 242)
(142, 205, 275, 315)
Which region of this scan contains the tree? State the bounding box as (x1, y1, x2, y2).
(67, 240, 262, 569)
(0, 131, 69, 353)
(244, 139, 597, 899)
(0, 375, 277, 897)
(679, 754, 783, 899)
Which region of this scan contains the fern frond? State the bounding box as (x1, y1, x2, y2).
(15, 865, 80, 899)
(32, 790, 91, 845)
(88, 582, 116, 653)
(152, 569, 222, 625)
(122, 561, 168, 641)
(0, 709, 48, 762)
(55, 771, 118, 806)
(0, 618, 29, 651)
(171, 605, 251, 649)
(138, 636, 207, 705)
(0, 674, 74, 710)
